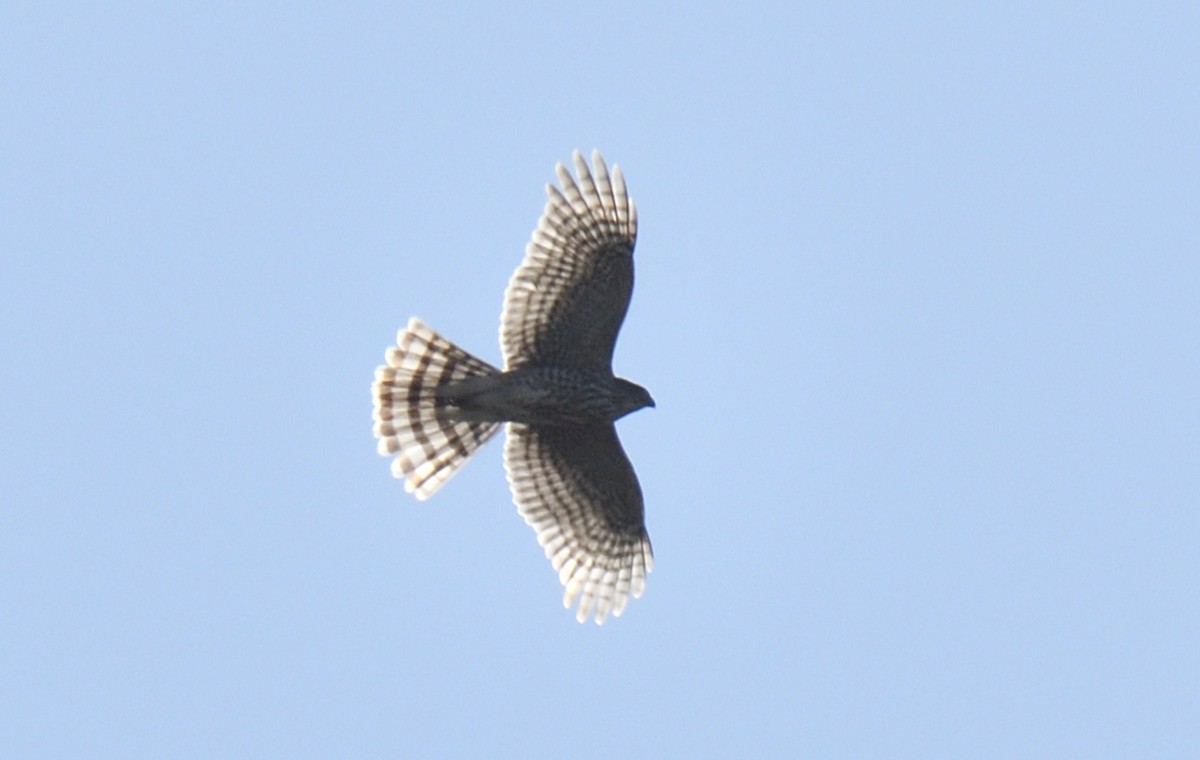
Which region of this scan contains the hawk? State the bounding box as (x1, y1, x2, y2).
(372, 150, 654, 624)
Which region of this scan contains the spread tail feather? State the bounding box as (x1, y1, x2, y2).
(372, 317, 502, 499)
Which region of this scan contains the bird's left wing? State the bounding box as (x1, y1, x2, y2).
(504, 422, 653, 624)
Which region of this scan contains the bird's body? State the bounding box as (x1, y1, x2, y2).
(437, 367, 652, 426)
(372, 150, 653, 624)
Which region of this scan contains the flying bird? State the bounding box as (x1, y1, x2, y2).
(372, 150, 654, 624)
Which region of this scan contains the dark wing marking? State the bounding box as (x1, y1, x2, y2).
(500, 150, 638, 371)
(504, 422, 653, 624)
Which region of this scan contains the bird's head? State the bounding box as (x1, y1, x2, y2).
(613, 378, 655, 420)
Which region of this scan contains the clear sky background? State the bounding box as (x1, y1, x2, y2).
(3, 2, 1198, 758)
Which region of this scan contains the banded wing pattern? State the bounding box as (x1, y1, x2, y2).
(505, 422, 653, 624)
(500, 150, 638, 371)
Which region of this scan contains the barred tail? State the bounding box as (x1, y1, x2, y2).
(372, 317, 502, 499)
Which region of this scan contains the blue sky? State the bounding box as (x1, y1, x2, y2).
(3, 2, 1198, 757)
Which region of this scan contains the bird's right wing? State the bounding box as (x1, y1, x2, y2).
(499, 150, 638, 372)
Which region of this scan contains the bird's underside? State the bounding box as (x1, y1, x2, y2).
(372, 150, 653, 624)
(436, 366, 651, 426)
